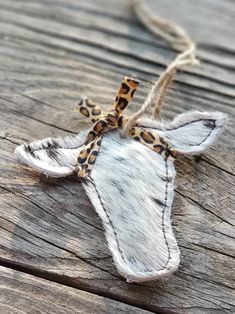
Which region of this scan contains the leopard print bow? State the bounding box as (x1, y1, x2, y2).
(75, 77, 176, 177)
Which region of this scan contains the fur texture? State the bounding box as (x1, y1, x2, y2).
(14, 111, 227, 282)
(15, 131, 88, 177)
(139, 111, 228, 154)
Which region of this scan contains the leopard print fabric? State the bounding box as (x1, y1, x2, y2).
(75, 77, 176, 177)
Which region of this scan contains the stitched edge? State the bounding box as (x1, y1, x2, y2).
(139, 119, 217, 149)
(139, 118, 215, 131)
(88, 175, 127, 263)
(24, 132, 174, 273)
(26, 142, 84, 153)
(26, 118, 217, 155)
(162, 159, 171, 269)
(27, 129, 113, 154)
(87, 159, 171, 273)
(195, 123, 216, 145)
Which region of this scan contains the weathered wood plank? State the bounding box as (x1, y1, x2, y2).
(0, 5, 234, 97)
(0, 0, 234, 313)
(0, 266, 152, 314)
(0, 0, 235, 98)
(0, 104, 234, 313)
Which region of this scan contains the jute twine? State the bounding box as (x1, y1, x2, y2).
(123, 0, 199, 136)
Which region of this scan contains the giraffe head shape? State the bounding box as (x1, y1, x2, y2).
(15, 77, 227, 282)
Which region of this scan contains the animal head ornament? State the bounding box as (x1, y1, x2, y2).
(15, 77, 227, 282)
(14, 0, 228, 283)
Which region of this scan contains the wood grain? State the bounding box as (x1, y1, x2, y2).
(0, 0, 234, 313)
(0, 266, 152, 314)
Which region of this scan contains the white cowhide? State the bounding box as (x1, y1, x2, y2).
(15, 111, 227, 282)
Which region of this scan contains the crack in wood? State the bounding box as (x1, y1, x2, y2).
(0, 0, 234, 312)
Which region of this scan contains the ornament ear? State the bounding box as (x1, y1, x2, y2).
(14, 132, 87, 177)
(141, 111, 228, 155)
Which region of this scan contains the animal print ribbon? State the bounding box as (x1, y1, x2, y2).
(75, 77, 176, 177)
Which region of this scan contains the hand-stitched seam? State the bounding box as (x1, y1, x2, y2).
(26, 133, 172, 272)
(140, 118, 215, 131)
(140, 119, 216, 147)
(29, 131, 111, 153)
(87, 161, 171, 273)
(25, 142, 84, 153)
(24, 118, 216, 154)
(161, 159, 171, 269)
(88, 175, 127, 264)
(194, 124, 216, 145)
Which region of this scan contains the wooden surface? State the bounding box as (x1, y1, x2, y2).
(0, 0, 234, 313)
(0, 266, 152, 314)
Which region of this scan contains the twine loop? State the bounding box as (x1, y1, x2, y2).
(74, 0, 198, 177)
(122, 0, 199, 136)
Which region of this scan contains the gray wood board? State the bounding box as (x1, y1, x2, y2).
(0, 266, 152, 314)
(0, 0, 234, 313)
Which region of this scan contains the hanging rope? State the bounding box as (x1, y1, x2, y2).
(122, 0, 199, 136)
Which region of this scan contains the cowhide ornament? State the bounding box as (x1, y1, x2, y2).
(14, 78, 228, 283)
